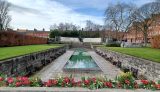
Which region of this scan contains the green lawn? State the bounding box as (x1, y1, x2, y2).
(0, 44, 63, 61)
(100, 46, 160, 63)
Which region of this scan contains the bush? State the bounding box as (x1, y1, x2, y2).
(151, 35, 160, 49)
(0, 31, 48, 47)
(106, 43, 120, 47)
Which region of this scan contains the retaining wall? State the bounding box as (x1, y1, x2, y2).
(0, 46, 66, 77)
(95, 48, 160, 81)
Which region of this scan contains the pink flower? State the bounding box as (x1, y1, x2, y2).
(76, 81, 82, 87)
(16, 82, 22, 87)
(22, 77, 28, 81)
(23, 80, 30, 85)
(7, 77, 14, 84)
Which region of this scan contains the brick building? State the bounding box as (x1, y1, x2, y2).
(125, 14, 160, 43)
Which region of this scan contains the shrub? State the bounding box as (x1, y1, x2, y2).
(106, 43, 120, 47)
(0, 31, 48, 47)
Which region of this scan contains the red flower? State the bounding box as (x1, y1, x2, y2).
(84, 80, 90, 85)
(45, 81, 52, 87)
(16, 82, 22, 87)
(22, 77, 29, 81)
(71, 78, 75, 85)
(64, 77, 70, 83)
(141, 80, 149, 85)
(0, 77, 4, 81)
(77, 81, 82, 87)
(23, 80, 30, 85)
(7, 77, 14, 84)
(117, 83, 122, 88)
(52, 79, 58, 85)
(125, 80, 130, 85)
(104, 82, 112, 88)
(151, 80, 156, 85)
(156, 84, 160, 89)
(92, 78, 96, 83)
(134, 82, 139, 88)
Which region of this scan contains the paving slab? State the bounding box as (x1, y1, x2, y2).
(0, 87, 158, 92)
(88, 51, 121, 80)
(34, 51, 73, 81)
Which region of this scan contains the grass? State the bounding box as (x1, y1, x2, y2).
(99, 46, 160, 63)
(0, 44, 64, 61)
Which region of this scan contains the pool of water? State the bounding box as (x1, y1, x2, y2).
(63, 49, 101, 72)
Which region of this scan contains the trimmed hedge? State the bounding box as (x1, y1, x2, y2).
(151, 35, 160, 49)
(0, 31, 48, 47)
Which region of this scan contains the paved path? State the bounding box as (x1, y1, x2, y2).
(0, 87, 158, 92)
(34, 50, 121, 81)
(89, 51, 121, 80)
(34, 51, 73, 81)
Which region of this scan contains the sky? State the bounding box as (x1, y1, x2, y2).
(7, 0, 155, 31)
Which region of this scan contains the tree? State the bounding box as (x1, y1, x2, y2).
(133, 1, 160, 46)
(0, 0, 11, 31)
(50, 22, 79, 31)
(49, 29, 61, 38)
(85, 20, 103, 31)
(105, 3, 136, 39)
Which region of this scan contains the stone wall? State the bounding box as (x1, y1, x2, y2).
(0, 46, 66, 77)
(95, 48, 160, 81)
(83, 38, 102, 43)
(60, 37, 80, 43)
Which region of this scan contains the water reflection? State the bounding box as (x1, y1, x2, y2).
(65, 50, 99, 69)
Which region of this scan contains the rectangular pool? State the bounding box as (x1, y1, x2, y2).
(63, 49, 101, 72)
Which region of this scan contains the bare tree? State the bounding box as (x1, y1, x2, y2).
(105, 2, 136, 39)
(85, 20, 102, 31)
(133, 1, 160, 46)
(50, 24, 58, 30)
(0, 0, 11, 31)
(50, 22, 80, 31)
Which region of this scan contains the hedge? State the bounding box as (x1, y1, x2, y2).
(151, 35, 160, 49)
(0, 31, 48, 47)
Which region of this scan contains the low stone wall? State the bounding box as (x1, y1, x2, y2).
(83, 38, 102, 43)
(0, 46, 66, 77)
(95, 48, 160, 81)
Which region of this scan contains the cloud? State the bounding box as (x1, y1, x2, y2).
(7, 0, 104, 30)
(7, 0, 156, 30)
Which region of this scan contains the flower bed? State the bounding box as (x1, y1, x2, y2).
(0, 73, 160, 90)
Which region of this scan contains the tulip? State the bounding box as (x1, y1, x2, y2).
(141, 80, 149, 85)
(64, 77, 70, 83)
(156, 84, 160, 89)
(104, 82, 112, 88)
(16, 82, 22, 87)
(0, 77, 4, 81)
(125, 80, 130, 85)
(52, 80, 58, 85)
(7, 77, 14, 84)
(84, 80, 90, 85)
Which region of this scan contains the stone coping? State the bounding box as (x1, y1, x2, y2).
(0, 87, 158, 92)
(0, 45, 66, 63)
(98, 47, 160, 65)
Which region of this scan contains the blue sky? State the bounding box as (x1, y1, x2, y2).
(7, 0, 155, 30)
